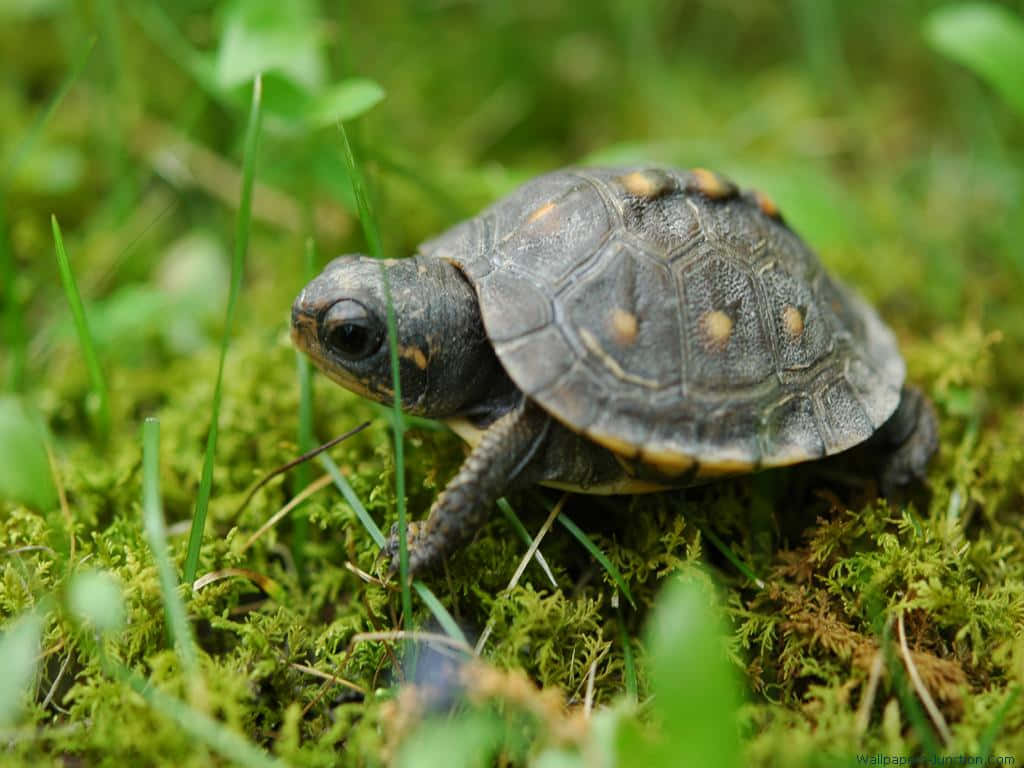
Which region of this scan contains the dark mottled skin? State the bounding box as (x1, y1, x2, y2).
(290, 166, 939, 575)
(383, 401, 551, 572)
(870, 386, 939, 494)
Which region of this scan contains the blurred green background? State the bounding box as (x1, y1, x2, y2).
(3, 1, 1024, 766)
(3, 0, 1023, 388)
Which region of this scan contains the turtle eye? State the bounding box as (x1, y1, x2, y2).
(321, 299, 384, 361)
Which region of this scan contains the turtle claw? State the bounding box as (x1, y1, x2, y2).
(382, 520, 432, 578)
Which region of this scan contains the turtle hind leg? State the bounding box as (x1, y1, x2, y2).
(384, 400, 551, 576)
(873, 386, 939, 495)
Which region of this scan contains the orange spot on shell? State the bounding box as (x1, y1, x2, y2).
(755, 190, 780, 218)
(610, 308, 638, 345)
(691, 168, 735, 199)
(619, 170, 673, 199)
(701, 309, 733, 347)
(782, 305, 804, 337)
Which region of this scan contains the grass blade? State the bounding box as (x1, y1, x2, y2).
(979, 685, 1021, 758)
(52, 216, 110, 438)
(496, 498, 557, 588)
(142, 418, 201, 690)
(696, 523, 765, 588)
(318, 453, 387, 549)
(234, 423, 371, 518)
(554, 510, 636, 609)
(184, 75, 264, 584)
(628, 573, 742, 767)
(106, 658, 286, 768)
(335, 123, 413, 637)
(413, 581, 470, 649)
(2, 38, 95, 392)
(616, 599, 637, 700)
(292, 237, 318, 577)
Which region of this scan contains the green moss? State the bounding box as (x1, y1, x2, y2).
(4, 1, 1024, 764)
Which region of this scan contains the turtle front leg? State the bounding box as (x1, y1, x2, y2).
(384, 400, 551, 575)
(873, 385, 939, 494)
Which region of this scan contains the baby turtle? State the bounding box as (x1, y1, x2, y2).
(291, 166, 937, 573)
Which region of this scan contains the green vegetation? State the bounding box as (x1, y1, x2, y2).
(2, 0, 1024, 765)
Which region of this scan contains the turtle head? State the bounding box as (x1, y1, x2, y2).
(291, 254, 503, 417)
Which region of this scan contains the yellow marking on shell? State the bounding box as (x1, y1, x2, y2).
(762, 446, 820, 468)
(579, 328, 660, 387)
(449, 418, 672, 494)
(638, 447, 696, 476)
(694, 458, 756, 477)
(610, 308, 638, 346)
(691, 168, 733, 199)
(541, 477, 672, 494)
(701, 310, 733, 348)
(400, 345, 429, 370)
(782, 305, 804, 337)
(586, 428, 640, 459)
(619, 170, 672, 199)
(755, 190, 780, 218)
(527, 201, 558, 223)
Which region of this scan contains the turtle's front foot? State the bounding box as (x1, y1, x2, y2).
(381, 401, 550, 578)
(874, 386, 939, 495)
(384, 519, 443, 576)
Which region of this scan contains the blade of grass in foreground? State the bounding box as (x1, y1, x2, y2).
(496, 498, 557, 588)
(979, 685, 1021, 759)
(292, 238, 317, 577)
(104, 657, 285, 768)
(413, 581, 470, 649)
(318, 453, 387, 548)
(2, 38, 95, 392)
(184, 75, 264, 584)
(616, 599, 637, 700)
(555, 509, 636, 609)
(142, 418, 201, 691)
(52, 216, 110, 438)
(335, 122, 414, 643)
(696, 523, 765, 588)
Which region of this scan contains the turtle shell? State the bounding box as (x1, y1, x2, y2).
(419, 166, 905, 476)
